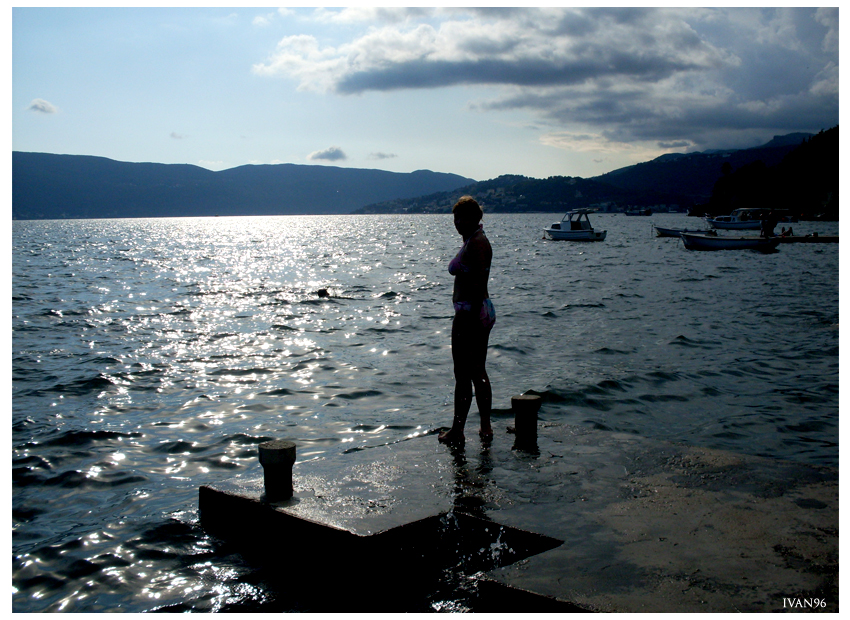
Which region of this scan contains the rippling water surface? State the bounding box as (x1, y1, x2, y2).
(12, 214, 838, 611)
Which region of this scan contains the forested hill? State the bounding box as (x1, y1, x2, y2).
(355, 130, 833, 216)
(13, 128, 837, 220)
(11, 152, 476, 220)
(705, 126, 838, 220)
(593, 133, 814, 202)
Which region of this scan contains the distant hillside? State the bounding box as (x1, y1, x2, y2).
(11, 152, 476, 220)
(706, 127, 838, 220)
(594, 133, 813, 203)
(354, 130, 831, 216)
(354, 174, 691, 215)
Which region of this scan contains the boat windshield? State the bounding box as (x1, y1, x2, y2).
(730, 208, 768, 220)
(568, 213, 592, 230)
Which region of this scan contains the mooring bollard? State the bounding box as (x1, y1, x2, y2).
(511, 394, 541, 448)
(258, 439, 296, 501)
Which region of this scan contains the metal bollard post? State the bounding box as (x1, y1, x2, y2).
(258, 439, 296, 501)
(511, 394, 541, 450)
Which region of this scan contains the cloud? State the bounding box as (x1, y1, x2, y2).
(170, 132, 187, 139)
(308, 146, 347, 162)
(815, 8, 838, 53)
(253, 12, 277, 27)
(369, 152, 398, 160)
(28, 99, 58, 114)
(256, 9, 733, 94)
(658, 140, 693, 149)
(540, 131, 664, 163)
(311, 7, 436, 25)
(255, 8, 838, 153)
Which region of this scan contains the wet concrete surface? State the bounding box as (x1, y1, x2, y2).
(199, 421, 837, 613)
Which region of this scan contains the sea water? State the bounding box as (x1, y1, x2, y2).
(12, 213, 838, 611)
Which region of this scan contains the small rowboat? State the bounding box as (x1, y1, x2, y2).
(653, 225, 716, 238)
(680, 233, 780, 252)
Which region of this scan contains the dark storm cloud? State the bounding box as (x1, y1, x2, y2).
(257, 7, 838, 151)
(472, 9, 837, 149)
(334, 49, 719, 94)
(257, 8, 730, 92)
(329, 9, 729, 94)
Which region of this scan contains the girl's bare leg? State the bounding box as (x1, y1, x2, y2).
(440, 313, 492, 444)
(473, 372, 492, 439)
(439, 379, 472, 444)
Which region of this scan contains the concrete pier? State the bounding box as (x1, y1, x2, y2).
(199, 421, 837, 612)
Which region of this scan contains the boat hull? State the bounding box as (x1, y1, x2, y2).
(654, 225, 714, 238)
(680, 233, 780, 251)
(544, 228, 607, 241)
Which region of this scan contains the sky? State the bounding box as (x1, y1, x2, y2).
(11, 6, 840, 181)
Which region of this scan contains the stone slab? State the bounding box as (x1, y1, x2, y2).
(199, 422, 838, 613)
(479, 424, 838, 613)
(202, 437, 459, 537)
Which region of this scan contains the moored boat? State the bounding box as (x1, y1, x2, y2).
(544, 209, 607, 241)
(680, 232, 780, 252)
(705, 208, 765, 230)
(653, 225, 716, 238)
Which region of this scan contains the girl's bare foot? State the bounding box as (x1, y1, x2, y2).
(438, 428, 465, 444)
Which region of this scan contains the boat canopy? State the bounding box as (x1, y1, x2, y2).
(561, 210, 595, 231)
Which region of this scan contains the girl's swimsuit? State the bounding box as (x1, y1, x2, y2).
(449, 225, 496, 331)
(453, 298, 496, 331)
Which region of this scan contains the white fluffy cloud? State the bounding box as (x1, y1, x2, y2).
(255, 9, 733, 93)
(28, 98, 57, 114)
(252, 14, 273, 28)
(254, 8, 838, 152)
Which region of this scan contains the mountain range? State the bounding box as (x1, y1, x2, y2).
(12, 129, 835, 220)
(12, 153, 475, 220)
(355, 132, 825, 215)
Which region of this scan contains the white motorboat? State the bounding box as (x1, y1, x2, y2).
(544, 209, 607, 241)
(705, 208, 766, 230)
